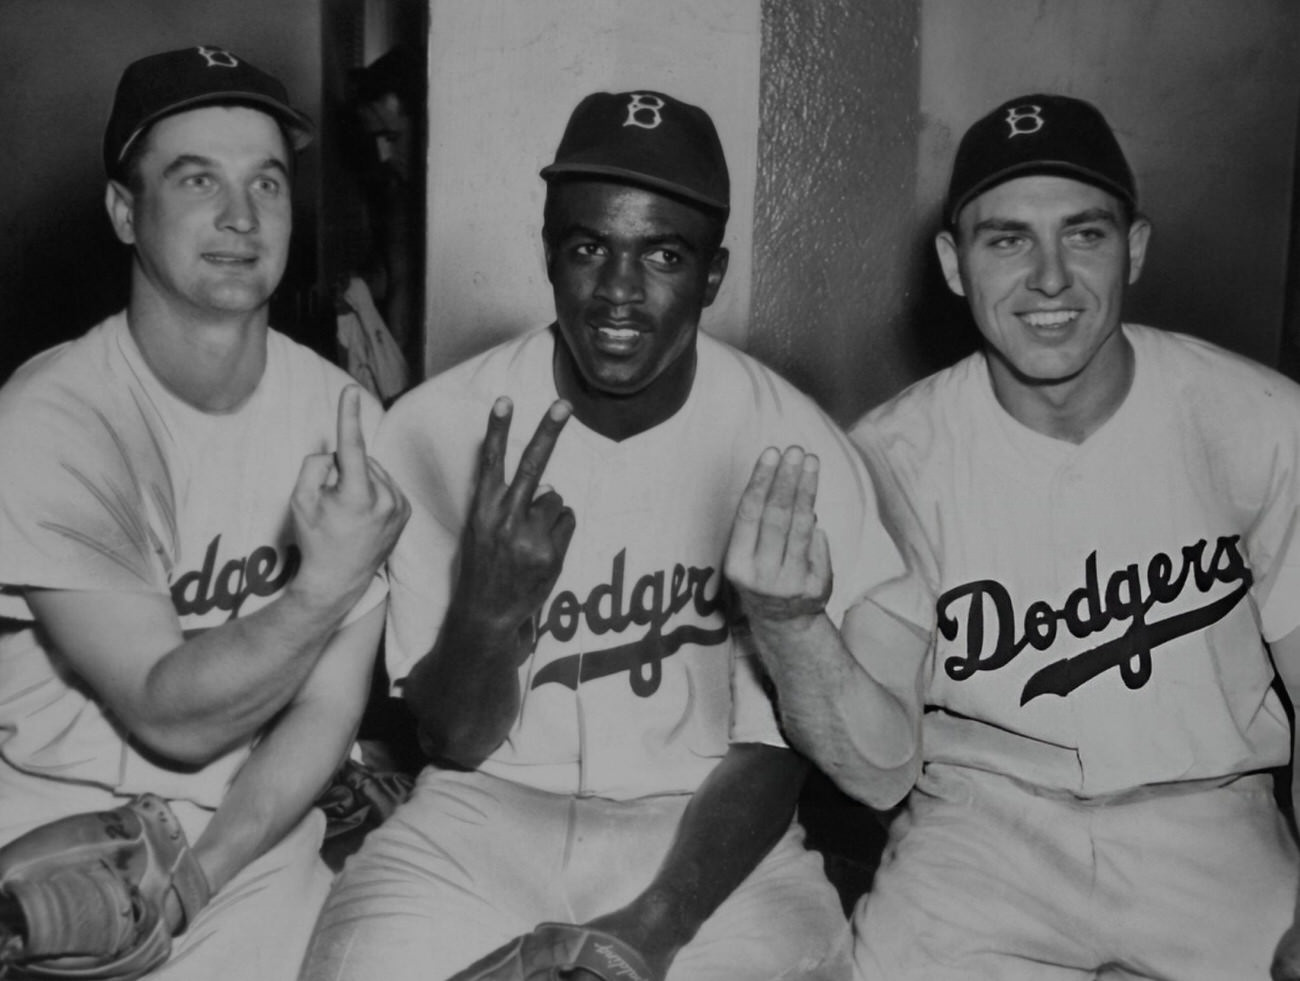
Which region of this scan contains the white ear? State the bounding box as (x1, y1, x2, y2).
(934, 230, 966, 297)
(1126, 217, 1152, 285)
(105, 180, 136, 245)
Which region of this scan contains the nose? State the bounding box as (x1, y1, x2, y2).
(594, 253, 644, 307)
(217, 187, 258, 234)
(1027, 240, 1071, 296)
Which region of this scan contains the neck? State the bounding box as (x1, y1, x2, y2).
(125, 283, 269, 414)
(552, 337, 696, 443)
(986, 330, 1135, 444)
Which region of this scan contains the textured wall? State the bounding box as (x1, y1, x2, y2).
(918, 0, 1300, 373)
(421, 0, 761, 380)
(755, 0, 925, 426)
(754, 1, 1300, 423)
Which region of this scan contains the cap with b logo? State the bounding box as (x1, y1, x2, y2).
(944, 93, 1136, 226)
(540, 91, 729, 214)
(103, 46, 314, 176)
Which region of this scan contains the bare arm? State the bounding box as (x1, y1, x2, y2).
(724, 446, 928, 810)
(193, 604, 383, 892)
(1269, 625, 1300, 981)
(403, 398, 574, 768)
(25, 386, 409, 766)
(756, 596, 927, 808)
(580, 743, 808, 978)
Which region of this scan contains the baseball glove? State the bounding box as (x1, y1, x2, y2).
(0, 794, 210, 980)
(316, 756, 414, 871)
(446, 922, 657, 981)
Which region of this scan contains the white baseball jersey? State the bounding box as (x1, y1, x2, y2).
(852, 324, 1300, 796)
(0, 312, 385, 836)
(376, 324, 902, 800)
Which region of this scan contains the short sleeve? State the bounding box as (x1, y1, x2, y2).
(1176, 347, 1300, 644)
(0, 380, 174, 621)
(849, 420, 940, 636)
(373, 390, 479, 686)
(1238, 405, 1300, 643)
(728, 626, 788, 749)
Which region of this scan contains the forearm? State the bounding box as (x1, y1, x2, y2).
(400, 397, 575, 769)
(1274, 698, 1300, 977)
(403, 607, 527, 768)
(747, 610, 921, 809)
(192, 607, 379, 892)
(1289, 729, 1300, 920)
(589, 744, 807, 969)
(1270, 627, 1300, 925)
(137, 581, 365, 762)
(24, 581, 370, 766)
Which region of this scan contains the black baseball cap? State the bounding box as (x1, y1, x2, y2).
(540, 90, 729, 214)
(104, 46, 313, 177)
(944, 93, 1136, 226)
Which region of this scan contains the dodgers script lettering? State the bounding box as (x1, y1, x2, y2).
(530, 548, 730, 696)
(171, 534, 301, 619)
(936, 535, 1252, 704)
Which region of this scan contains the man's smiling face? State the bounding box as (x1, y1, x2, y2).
(937, 174, 1150, 392)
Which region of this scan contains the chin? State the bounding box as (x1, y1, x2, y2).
(588, 376, 648, 398)
(573, 356, 644, 390)
(993, 349, 1085, 386)
(202, 288, 272, 313)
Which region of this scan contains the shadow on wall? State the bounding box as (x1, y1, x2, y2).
(1, 180, 129, 381)
(0, 0, 328, 384)
(901, 222, 981, 383)
(747, 219, 979, 423)
(0, 195, 323, 385)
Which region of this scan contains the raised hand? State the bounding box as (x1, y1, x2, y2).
(453, 398, 575, 639)
(289, 385, 410, 610)
(724, 446, 832, 623)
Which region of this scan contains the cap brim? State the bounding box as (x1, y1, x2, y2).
(114, 91, 314, 165)
(949, 160, 1135, 225)
(540, 161, 728, 213)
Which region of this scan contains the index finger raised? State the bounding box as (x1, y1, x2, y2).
(504, 400, 572, 511)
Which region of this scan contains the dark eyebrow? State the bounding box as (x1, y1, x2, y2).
(558, 223, 701, 255)
(161, 153, 290, 181)
(646, 233, 700, 255)
(553, 222, 601, 241)
(161, 154, 213, 180)
(970, 207, 1120, 238)
(1062, 207, 1120, 227)
(970, 217, 1031, 237)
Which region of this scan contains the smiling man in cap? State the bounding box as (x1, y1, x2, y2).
(733, 91, 1300, 979)
(298, 88, 906, 981)
(0, 45, 407, 979)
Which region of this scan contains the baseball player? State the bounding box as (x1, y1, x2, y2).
(298, 90, 905, 981)
(0, 47, 408, 979)
(729, 92, 1300, 979)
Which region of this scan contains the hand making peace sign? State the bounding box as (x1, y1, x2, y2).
(454, 398, 576, 639)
